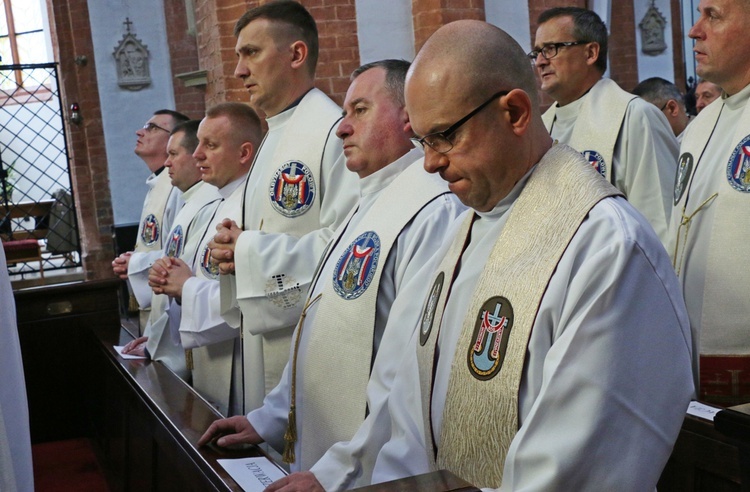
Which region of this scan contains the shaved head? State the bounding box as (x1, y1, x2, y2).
(409, 20, 539, 110)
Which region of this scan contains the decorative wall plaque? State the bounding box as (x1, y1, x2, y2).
(112, 18, 151, 91)
(639, 1, 667, 56)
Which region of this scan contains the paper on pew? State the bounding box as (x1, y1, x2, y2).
(686, 400, 721, 421)
(218, 456, 288, 491)
(114, 345, 148, 360)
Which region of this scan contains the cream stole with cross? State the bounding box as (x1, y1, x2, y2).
(542, 78, 634, 184)
(416, 144, 621, 488)
(136, 170, 176, 252)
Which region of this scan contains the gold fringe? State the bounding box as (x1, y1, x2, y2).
(128, 293, 139, 313)
(185, 349, 193, 371)
(282, 404, 297, 463)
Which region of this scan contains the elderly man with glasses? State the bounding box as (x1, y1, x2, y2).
(532, 7, 678, 245)
(112, 109, 189, 333)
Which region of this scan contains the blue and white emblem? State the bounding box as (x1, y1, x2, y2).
(582, 150, 606, 179)
(333, 231, 380, 300)
(165, 225, 184, 258)
(199, 245, 219, 280)
(726, 135, 750, 192)
(141, 214, 160, 246)
(268, 160, 316, 217)
(467, 296, 514, 381)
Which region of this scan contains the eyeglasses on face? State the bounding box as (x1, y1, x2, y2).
(411, 90, 510, 154)
(527, 41, 586, 62)
(142, 122, 170, 133)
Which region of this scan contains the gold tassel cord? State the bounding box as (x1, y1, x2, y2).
(672, 192, 718, 275)
(282, 293, 322, 464)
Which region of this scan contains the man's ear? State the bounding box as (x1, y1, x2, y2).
(665, 99, 679, 117)
(239, 141, 255, 164)
(401, 107, 413, 135)
(503, 89, 532, 137)
(585, 42, 601, 68)
(290, 40, 308, 70)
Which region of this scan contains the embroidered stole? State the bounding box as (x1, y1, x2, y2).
(244, 88, 342, 235)
(136, 170, 175, 252)
(297, 162, 449, 469)
(417, 145, 621, 487)
(542, 78, 634, 183)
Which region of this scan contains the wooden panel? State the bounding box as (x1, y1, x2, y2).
(14, 278, 121, 443)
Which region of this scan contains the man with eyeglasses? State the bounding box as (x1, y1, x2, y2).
(532, 7, 677, 245)
(632, 77, 691, 141)
(197, 59, 464, 491)
(112, 109, 189, 333)
(329, 20, 690, 491)
(668, 0, 750, 406)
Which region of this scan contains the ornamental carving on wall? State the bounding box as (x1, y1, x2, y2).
(639, 2, 667, 55)
(112, 18, 151, 91)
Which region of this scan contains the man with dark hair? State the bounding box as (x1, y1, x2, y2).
(198, 59, 464, 491)
(121, 120, 221, 380)
(148, 103, 264, 415)
(632, 77, 691, 140)
(694, 78, 722, 113)
(112, 109, 190, 333)
(532, 7, 677, 244)
(195, 0, 359, 416)
(328, 20, 690, 491)
(669, 0, 750, 405)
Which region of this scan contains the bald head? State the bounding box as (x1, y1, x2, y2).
(409, 20, 539, 110)
(407, 21, 552, 212)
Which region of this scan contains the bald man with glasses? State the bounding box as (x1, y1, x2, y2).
(532, 7, 678, 245)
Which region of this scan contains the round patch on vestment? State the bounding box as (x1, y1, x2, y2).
(582, 150, 606, 179)
(165, 224, 184, 258)
(140, 214, 160, 246)
(199, 245, 219, 280)
(467, 296, 514, 381)
(420, 272, 444, 346)
(332, 231, 380, 300)
(726, 135, 750, 192)
(268, 160, 316, 217)
(674, 152, 694, 205)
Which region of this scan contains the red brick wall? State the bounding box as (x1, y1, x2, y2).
(163, 0, 207, 118)
(411, 0, 485, 53)
(46, 0, 114, 280)
(608, 0, 638, 91)
(670, 0, 686, 92)
(194, 0, 358, 107)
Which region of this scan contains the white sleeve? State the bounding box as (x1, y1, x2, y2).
(127, 250, 163, 308)
(613, 98, 678, 245)
(311, 196, 466, 490)
(232, 130, 359, 336)
(179, 276, 239, 349)
(246, 361, 293, 454)
(499, 200, 694, 491)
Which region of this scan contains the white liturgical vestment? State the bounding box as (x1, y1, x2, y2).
(368, 145, 694, 491)
(543, 78, 678, 243)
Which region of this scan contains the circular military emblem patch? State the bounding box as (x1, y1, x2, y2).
(419, 272, 444, 346)
(332, 231, 380, 300)
(265, 273, 302, 310)
(268, 160, 316, 217)
(467, 296, 514, 381)
(165, 224, 184, 258)
(726, 135, 750, 192)
(140, 214, 160, 246)
(674, 152, 694, 205)
(199, 245, 219, 280)
(582, 150, 606, 179)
